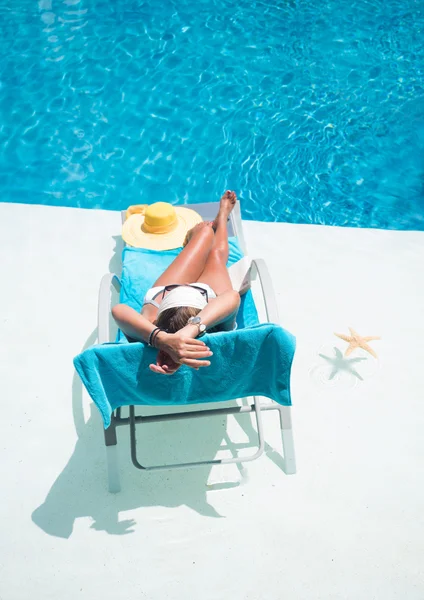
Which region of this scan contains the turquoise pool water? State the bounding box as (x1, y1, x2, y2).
(1, 0, 423, 229)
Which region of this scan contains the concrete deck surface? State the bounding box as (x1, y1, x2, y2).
(0, 202, 423, 600)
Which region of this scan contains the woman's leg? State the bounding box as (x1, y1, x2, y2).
(195, 191, 236, 295)
(115, 222, 215, 336)
(152, 221, 214, 287)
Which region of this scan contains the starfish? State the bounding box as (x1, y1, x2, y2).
(334, 327, 381, 358)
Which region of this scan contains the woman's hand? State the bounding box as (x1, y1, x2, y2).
(149, 332, 213, 375)
(150, 349, 181, 375)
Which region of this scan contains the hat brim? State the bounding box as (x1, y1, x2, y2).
(122, 206, 203, 250)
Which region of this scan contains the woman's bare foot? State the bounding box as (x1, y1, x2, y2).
(212, 190, 237, 230)
(220, 190, 237, 214)
(183, 221, 213, 247)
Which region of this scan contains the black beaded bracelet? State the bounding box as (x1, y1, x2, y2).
(148, 327, 161, 347)
(151, 327, 163, 348)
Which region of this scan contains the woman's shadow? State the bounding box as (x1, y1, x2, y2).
(31, 237, 285, 538)
(32, 361, 232, 538)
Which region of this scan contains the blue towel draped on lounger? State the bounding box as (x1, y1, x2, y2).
(73, 238, 296, 428)
(74, 324, 295, 428)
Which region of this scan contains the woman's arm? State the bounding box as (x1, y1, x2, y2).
(111, 304, 213, 371)
(177, 290, 241, 339)
(112, 304, 159, 343)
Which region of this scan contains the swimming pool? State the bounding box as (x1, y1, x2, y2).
(1, 0, 423, 229)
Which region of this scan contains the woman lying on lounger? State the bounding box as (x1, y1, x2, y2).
(112, 191, 241, 375)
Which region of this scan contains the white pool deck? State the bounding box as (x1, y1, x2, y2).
(1, 202, 424, 600)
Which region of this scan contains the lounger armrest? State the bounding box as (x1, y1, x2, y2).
(251, 259, 280, 324)
(98, 273, 121, 344)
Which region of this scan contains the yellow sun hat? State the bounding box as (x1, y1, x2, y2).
(122, 202, 203, 250)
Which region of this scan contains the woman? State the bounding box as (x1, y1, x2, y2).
(112, 191, 241, 375)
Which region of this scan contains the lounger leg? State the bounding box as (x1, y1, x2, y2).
(104, 417, 121, 493)
(278, 406, 296, 475)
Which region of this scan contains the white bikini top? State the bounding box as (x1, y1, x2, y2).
(143, 282, 217, 310)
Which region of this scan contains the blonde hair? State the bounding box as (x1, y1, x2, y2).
(156, 306, 201, 334)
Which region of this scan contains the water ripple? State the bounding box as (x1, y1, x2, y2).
(0, 0, 423, 227)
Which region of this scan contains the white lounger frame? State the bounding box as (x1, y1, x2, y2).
(98, 202, 296, 493)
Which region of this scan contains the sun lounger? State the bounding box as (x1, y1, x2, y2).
(74, 201, 296, 492)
